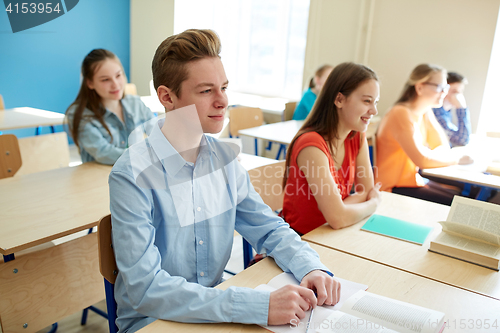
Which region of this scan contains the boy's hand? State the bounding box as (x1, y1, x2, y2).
(446, 93, 467, 108)
(300, 270, 341, 306)
(268, 285, 316, 325)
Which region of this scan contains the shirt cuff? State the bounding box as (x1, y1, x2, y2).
(287, 249, 331, 282)
(230, 286, 270, 325)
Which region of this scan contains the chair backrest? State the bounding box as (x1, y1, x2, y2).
(248, 160, 286, 211)
(0, 94, 5, 110)
(97, 214, 118, 284)
(16, 132, 70, 176)
(97, 214, 119, 333)
(283, 101, 297, 121)
(125, 83, 138, 95)
(0, 134, 22, 178)
(229, 107, 263, 136)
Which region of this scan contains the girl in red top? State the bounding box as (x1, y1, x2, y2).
(282, 62, 382, 235)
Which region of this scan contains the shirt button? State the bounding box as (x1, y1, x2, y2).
(193, 171, 196, 177)
(197, 207, 201, 212)
(199, 240, 203, 245)
(200, 271, 205, 277)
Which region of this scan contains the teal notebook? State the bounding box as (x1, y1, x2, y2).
(360, 214, 434, 245)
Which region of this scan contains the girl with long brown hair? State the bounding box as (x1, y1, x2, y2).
(282, 62, 382, 235)
(66, 49, 153, 165)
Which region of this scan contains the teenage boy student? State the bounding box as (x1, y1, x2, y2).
(109, 29, 341, 333)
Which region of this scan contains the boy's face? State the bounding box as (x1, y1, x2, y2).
(171, 57, 229, 133)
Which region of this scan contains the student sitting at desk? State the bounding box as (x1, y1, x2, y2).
(66, 49, 154, 165)
(376, 64, 472, 206)
(282, 62, 382, 235)
(109, 29, 340, 333)
(432, 71, 471, 147)
(292, 64, 333, 120)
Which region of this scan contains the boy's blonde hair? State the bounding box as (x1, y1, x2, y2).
(152, 29, 221, 98)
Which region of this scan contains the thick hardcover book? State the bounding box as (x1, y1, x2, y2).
(429, 196, 500, 271)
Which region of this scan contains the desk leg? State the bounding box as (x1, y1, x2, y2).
(276, 144, 286, 160)
(48, 323, 58, 333)
(476, 187, 494, 201)
(461, 183, 472, 196)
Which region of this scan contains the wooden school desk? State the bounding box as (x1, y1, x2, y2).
(421, 164, 500, 201)
(238, 153, 280, 170)
(0, 107, 65, 132)
(421, 135, 500, 201)
(238, 118, 380, 146)
(138, 243, 500, 333)
(238, 120, 304, 146)
(0, 162, 111, 333)
(238, 118, 380, 160)
(302, 191, 500, 300)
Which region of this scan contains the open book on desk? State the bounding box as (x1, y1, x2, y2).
(256, 273, 444, 333)
(429, 196, 500, 271)
(316, 291, 445, 333)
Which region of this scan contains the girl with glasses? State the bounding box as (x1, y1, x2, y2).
(376, 64, 472, 206)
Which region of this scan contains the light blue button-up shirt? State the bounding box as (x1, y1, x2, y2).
(66, 95, 154, 165)
(109, 118, 330, 333)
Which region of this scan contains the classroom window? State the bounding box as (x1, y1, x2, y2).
(174, 0, 310, 100)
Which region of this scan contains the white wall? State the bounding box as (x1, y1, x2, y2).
(130, 0, 175, 96)
(303, 0, 364, 87)
(304, 0, 500, 132)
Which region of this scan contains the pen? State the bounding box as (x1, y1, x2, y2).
(305, 307, 314, 333)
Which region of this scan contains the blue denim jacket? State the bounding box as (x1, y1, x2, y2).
(66, 95, 154, 164)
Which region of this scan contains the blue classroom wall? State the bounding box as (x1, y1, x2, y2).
(0, 0, 130, 139)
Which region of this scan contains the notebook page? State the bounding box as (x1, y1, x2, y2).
(255, 273, 368, 333)
(316, 311, 398, 333)
(341, 291, 444, 333)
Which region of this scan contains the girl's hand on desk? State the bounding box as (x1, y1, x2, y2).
(367, 182, 382, 204)
(458, 155, 474, 165)
(268, 284, 316, 325)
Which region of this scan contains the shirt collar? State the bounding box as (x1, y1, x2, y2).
(148, 118, 220, 177)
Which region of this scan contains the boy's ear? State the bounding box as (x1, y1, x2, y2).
(334, 92, 345, 108)
(157, 85, 175, 111)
